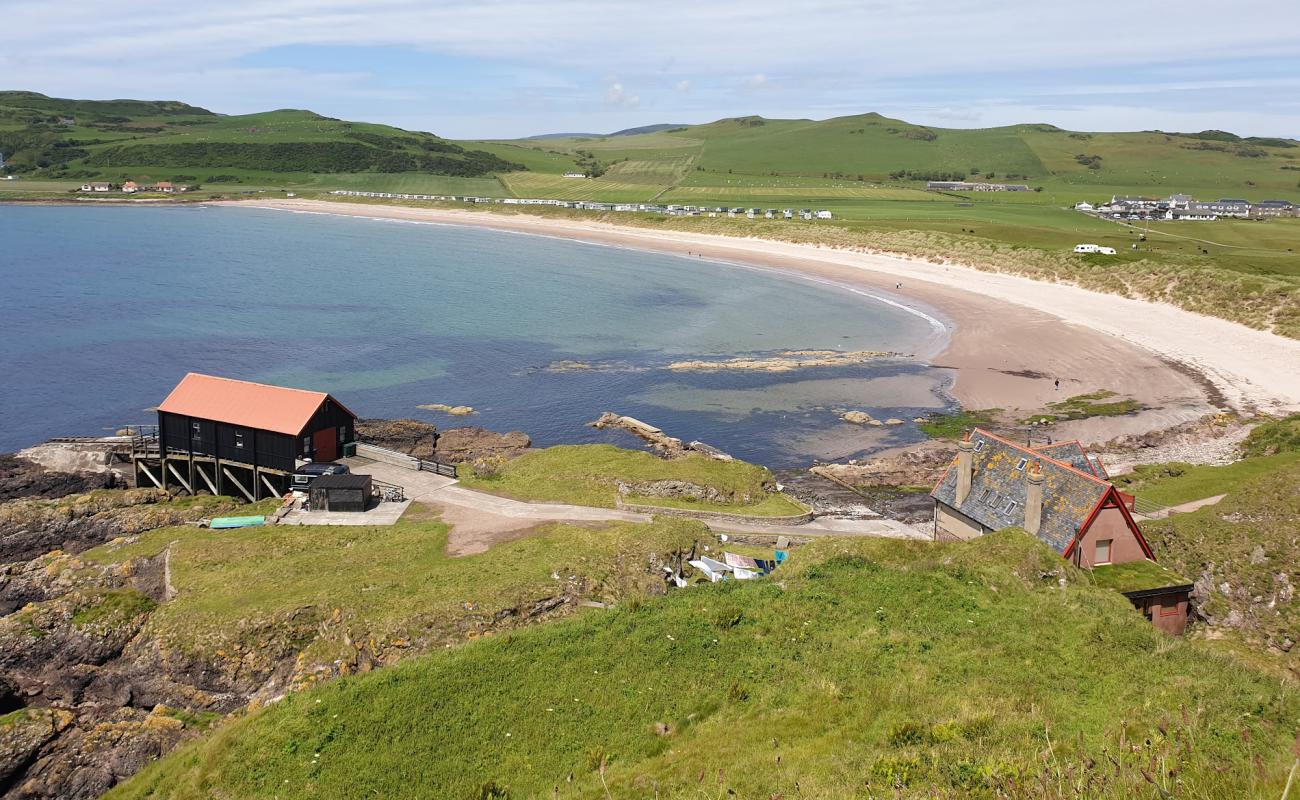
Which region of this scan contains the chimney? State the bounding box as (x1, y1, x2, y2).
(1025, 460, 1044, 535)
(955, 438, 974, 505)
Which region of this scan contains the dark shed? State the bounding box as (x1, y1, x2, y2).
(309, 473, 373, 513)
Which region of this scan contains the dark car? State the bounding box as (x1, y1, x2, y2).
(290, 462, 350, 491)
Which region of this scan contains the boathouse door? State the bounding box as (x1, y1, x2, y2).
(313, 427, 338, 462)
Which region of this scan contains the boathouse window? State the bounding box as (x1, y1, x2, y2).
(191, 422, 201, 441)
(234, 432, 245, 450)
(1095, 539, 1112, 565)
(303, 436, 312, 453)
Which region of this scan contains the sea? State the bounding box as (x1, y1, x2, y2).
(0, 204, 954, 466)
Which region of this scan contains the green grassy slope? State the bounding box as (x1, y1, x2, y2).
(1141, 443, 1300, 663)
(109, 531, 1299, 799)
(0, 92, 522, 182)
(502, 113, 1300, 201)
(454, 444, 805, 516)
(78, 504, 700, 669)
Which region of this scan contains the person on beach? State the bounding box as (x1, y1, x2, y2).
(1054, 378, 1060, 391)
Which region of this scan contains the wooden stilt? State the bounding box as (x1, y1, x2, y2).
(137, 461, 163, 489)
(166, 462, 193, 494)
(221, 466, 255, 502)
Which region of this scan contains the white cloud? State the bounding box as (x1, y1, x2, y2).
(604, 80, 640, 107)
(2, 1, 1298, 136)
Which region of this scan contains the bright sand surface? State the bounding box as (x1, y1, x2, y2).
(230, 199, 1300, 440)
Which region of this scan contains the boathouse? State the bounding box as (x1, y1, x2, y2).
(133, 373, 357, 501)
(930, 429, 1192, 634)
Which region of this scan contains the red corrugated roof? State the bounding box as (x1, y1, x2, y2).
(157, 373, 347, 436)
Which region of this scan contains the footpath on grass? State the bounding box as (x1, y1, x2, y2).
(344, 457, 923, 553)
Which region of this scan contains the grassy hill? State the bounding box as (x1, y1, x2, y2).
(0, 91, 524, 187)
(108, 531, 1300, 799)
(489, 112, 1300, 202)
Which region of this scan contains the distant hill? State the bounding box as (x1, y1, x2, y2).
(0, 91, 524, 181)
(492, 111, 1300, 199)
(524, 123, 689, 140)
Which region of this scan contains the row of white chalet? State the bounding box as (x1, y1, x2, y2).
(79, 181, 190, 194)
(1077, 194, 1296, 221)
(329, 191, 834, 220)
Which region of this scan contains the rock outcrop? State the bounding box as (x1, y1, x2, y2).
(0, 456, 108, 505)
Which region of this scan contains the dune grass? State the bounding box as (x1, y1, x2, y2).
(108, 531, 1300, 799)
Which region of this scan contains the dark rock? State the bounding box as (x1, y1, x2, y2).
(0, 456, 106, 505)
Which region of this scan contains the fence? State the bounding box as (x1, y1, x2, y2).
(354, 442, 457, 478)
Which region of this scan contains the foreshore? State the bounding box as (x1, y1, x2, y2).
(226, 198, 1300, 439)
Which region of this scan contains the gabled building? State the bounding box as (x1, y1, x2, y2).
(133, 373, 357, 502)
(931, 429, 1191, 634)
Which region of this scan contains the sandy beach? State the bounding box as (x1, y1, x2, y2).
(228, 198, 1300, 440)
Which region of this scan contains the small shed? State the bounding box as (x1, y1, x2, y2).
(310, 473, 373, 513)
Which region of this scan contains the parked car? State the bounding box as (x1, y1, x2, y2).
(290, 462, 350, 492)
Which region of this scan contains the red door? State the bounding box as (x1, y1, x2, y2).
(313, 427, 337, 462)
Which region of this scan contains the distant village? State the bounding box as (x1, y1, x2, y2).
(328, 190, 835, 220)
(1078, 193, 1297, 221)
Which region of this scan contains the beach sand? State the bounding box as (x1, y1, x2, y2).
(228, 199, 1300, 442)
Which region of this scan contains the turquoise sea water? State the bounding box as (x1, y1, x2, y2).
(0, 205, 953, 465)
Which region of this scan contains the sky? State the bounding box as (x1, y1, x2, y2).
(3, 0, 1299, 140)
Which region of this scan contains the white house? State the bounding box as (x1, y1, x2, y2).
(1074, 244, 1100, 253)
(815, 210, 833, 219)
(562, 172, 587, 179)
(1074, 202, 1094, 212)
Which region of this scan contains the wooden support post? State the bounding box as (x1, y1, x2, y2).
(260, 472, 280, 499)
(195, 462, 219, 496)
(221, 466, 255, 502)
(136, 460, 163, 489)
(166, 462, 193, 495)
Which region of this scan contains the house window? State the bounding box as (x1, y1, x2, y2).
(1002, 499, 1019, 515)
(1015, 458, 1028, 471)
(303, 436, 312, 453)
(973, 440, 985, 451)
(338, 426, 347, 445)
(985, 491, 999, 507)
(1095, 539, 1112, 565)
(980, 488, 992, 502)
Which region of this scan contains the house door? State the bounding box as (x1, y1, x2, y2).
(313, 427, 338, 462)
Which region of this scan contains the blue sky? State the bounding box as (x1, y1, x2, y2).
(4, 0, 1299, 139)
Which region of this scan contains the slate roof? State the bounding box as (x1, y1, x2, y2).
(1033, 441, 1109, 479)
(932, 430, 1111, 554)
(158, 373, 354, 436)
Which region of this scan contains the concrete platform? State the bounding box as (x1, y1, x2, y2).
(279, 499, 412, 526)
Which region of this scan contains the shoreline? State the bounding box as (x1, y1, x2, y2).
(225, 198, 1300, 436)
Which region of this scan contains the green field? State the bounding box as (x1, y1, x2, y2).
(455, 444, 806, 516)
(108, 530, 1300, 799)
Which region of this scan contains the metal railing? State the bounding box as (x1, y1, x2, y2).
(371, 478, 406, 502)
(419, 458, 457, 478)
